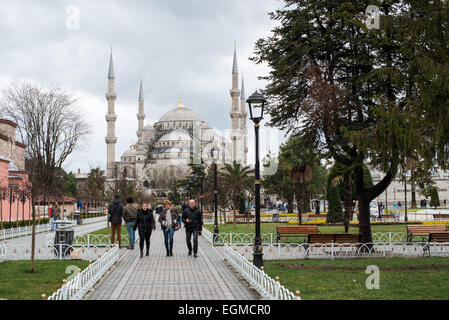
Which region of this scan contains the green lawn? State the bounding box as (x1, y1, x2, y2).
(0, 260, 90, 300)
(263, 257, 449, 300)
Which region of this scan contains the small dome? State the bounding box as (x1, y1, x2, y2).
(143, 124, 154, 131)
(123, 148, 137, 157)
(158, 129, 192, 142)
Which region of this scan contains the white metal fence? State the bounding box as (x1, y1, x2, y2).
(0, 221, 77, 241)
(209, 232, 408, 245)
(47, 244, 120, 300)
(201, 228, 300, 300)
(227, 242, 449, 260)
(0, 216, 107, 242)
(0, 243, 115, 262)
(223, 243, 300, 300)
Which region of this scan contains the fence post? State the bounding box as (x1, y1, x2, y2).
(275, 276, 280, 300)
(389, 232, 392, 245)
(331, 240, 334, 260)
(88, 234, 90, 248)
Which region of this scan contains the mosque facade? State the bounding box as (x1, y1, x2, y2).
(105, 46, 248, 192)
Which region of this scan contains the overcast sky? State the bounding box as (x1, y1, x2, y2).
(0, 0, 285, 174)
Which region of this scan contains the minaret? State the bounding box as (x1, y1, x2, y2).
(240, 76, 248, 166)
(105, 49, 117, 179)
(230, 42, 241, 164)
(136, 78, 145, 144)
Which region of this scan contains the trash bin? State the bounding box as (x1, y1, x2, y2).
(54, 229, 75, 258)
(73, 213, 82, 225)
(272, 212, 280, 222)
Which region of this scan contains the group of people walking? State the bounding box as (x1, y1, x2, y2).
(107, 195, 203, 258)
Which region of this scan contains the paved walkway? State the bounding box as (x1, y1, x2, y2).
(84, 228, 259, 300)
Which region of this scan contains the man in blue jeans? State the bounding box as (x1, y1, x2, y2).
(51, 202, 61, 231)
(123, 197, 138, 249)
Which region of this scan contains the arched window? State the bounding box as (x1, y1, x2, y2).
(143, 180, 150, 188)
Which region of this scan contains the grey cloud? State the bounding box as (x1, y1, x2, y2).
(0, 0, 283, 173)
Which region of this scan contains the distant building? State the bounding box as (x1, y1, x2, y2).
(0, 119, 31, 223)
(372, 168, 449, 206)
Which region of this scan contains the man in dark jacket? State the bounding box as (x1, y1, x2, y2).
(108, 195, 124, 248)
(182, 199, 203, 258)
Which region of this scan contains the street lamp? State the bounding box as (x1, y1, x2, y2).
(211, 148, 219, 241)
(247, 89, 267, 269)
(198, 164, 206, 214)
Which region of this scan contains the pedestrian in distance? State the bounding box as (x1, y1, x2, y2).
(158, 200, 178, 257)
(108, 195, 124, 248)
(134, 203, 155, 258)
(123, 197, 139, 250)
(182, 199, 203, 258)
(51, 202, 61, 231)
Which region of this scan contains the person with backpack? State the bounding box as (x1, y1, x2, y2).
(108, 195, 124, 248)
(123, 197, 139, 250)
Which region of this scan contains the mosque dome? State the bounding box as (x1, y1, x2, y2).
(158, 97, 204, 123)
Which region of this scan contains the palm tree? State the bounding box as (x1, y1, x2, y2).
(279, 135, 320, 224)
(219, 161, 254, 230)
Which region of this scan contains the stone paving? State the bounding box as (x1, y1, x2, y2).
(84, 228, 259, 300)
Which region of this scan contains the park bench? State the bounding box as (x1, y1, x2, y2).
(276, 225, 319, 243)
(306, 233, 361, 257)
(379, 214, 397, 222)
(428, 232, 449, 242)
(433, 214, 449, 220)
(422, 232, 449, 256)
(235, 214, 255, 220)
(307, 233, 360, 245)
(406, 224, 447, 242)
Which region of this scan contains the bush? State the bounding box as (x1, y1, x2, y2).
(430, 187, 440, 208)
(326, 185, 343, 223)
(0, 218, 50, 229)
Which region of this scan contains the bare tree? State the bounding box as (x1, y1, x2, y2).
(0, 82, 90, 272)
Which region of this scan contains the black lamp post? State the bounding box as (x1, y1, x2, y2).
(198, 164, 206, 213)
(246, 89, 267, 269)
(211, 148, 219, 241)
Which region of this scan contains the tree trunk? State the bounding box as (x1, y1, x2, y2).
(30, 193, 36, 273)
(296, 184, 304, 224)
(303, 192, 311, 212)
(233, 200, 237, 230)
(411, 180, 417, 209)
(357, 192, 373, 244)
(287, 195, 294, 213)
(343, 182, 352, 233)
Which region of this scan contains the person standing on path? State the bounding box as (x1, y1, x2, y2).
(134, 203, 155, 258)
(158, 200, 178, 257)
(51, 202, 61, 230)
(108, 195, 124, 248)
(123, 197, 139, 250)
(182, 199, 203, 258)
